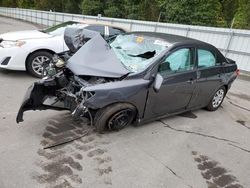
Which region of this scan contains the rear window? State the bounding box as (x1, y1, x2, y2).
(109, 27, 125, 36)
(84, 25, 105, 36)
(198, 49, 216, 68)
(43, 21, 83, 35)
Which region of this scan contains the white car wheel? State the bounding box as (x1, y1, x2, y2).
(31, 56, 50, 76)
(26, 51, 53, 78)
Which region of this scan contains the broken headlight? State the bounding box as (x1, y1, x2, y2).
(52, 54, 66, 68)
(55, 58, 66, 68)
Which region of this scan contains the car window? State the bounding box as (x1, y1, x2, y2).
(198, 49, 216, 68)
(43, 21, 84, 36)
(109, 27, 125, 37)
(84, 25, 105, 36)
(159, 48, 193, 75)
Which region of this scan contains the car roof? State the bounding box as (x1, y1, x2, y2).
(128, 31, 227, 63)
(72, 20, 128, 32)
(129, 31, 210, 46)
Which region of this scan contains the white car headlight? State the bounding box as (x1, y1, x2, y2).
(0, 40, 26, 48)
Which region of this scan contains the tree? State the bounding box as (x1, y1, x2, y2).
(64, 0, 81, 14)
(219, 0, 239, 27)
(81, 0, 104, 16)
(161, 0, 196, 25)
(34, 0, 63, 12)
(104, 0, 125, 18)
(161, 0, 222, 27)
(192, 0, 222, 26)
(17, 0, 35, 8)
(139, 0, 159, 21)
(1, 0, 18, 7)
(234, 0, 250, 29)
(124, 0, 141, 20)
(1, 0, 250, 30)
(123, 0, 159, 21)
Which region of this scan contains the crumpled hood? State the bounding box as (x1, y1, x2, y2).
(64, 27, 100, 53)
(0, 30, 50, 41)
(67, 34, 130, 78)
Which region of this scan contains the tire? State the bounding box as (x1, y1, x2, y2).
(206, 86, 226, 111)
(94, 103, 137, 133)
(26, 51, 53, 78)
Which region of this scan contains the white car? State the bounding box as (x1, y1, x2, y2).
(0, 21, 126, 77)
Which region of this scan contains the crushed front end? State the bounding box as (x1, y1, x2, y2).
(16, 69, 115, 124)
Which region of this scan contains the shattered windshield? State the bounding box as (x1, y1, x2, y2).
(110, 34, 169, 73)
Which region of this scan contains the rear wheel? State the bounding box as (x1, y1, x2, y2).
(94, 103, 136, 133)
(26, 51, 53, 78)
(206, 86, 226, 111)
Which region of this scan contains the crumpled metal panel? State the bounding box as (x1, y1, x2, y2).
(64, 27, 100, 53)
(67, 34, 130, 78)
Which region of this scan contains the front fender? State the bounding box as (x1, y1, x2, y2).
(83, 78, 150, 118)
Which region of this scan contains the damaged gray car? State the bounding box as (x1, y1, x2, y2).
(16, 32, 238, 133)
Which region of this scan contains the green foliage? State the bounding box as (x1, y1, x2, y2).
(219, 0, 239, 27)
(64, 0, 81, 13)
(0, 0, 249, 29)
(34, 0, 63, 12)
(234, 0, 250, 29)
(81, 0, 104, 16)
(1, 0, 18, 7)
(104, 0, 125, 18)
(17, 0, 35, 8)
(124, 0, 141, 20)
(123, 0, 159, 21)
(161, 0, 222, 26)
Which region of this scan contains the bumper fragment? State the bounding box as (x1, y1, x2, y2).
(16, 79, 67, 123)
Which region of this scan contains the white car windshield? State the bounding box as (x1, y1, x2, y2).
(110, 34, 169, 73)
(43, 21, 85, 36)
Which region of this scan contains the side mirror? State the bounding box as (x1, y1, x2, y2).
(153, 73, 163, 92)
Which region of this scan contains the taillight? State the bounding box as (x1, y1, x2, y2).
(236, 69, 240, 76)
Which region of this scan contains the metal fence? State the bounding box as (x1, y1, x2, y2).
(0, 7, 250, 72)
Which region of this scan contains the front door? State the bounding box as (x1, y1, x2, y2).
(144, 47, 197, 119)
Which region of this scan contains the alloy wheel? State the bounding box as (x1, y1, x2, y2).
(31, 56, 50, 76)
(108, 109, 134, 130)
(212, 89, 224, 108)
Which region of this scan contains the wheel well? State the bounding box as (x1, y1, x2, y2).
(95, 102, 139, 120)
(224, 85, 228, 93)
(25, 49, 55, 70)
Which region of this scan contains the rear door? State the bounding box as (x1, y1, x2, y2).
(144, 47, 197, 119)
(188, 48, 224, 108)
